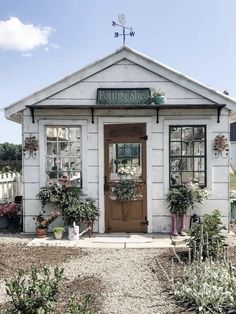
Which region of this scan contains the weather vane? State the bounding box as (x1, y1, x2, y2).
(112, 14, 135, 45)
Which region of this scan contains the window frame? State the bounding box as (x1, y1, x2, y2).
(45, 126, 82, 187)
(39, 120, 88, 193)
(169, 125, 207, 187)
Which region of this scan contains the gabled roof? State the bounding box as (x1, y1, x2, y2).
(5, 46, 236, 121)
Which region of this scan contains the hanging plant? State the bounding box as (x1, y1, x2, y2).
(113, 179, 138, 202)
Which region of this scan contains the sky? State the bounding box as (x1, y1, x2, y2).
(0, 0, 236, 144)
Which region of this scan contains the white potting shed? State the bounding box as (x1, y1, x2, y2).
(5, 46, 236, 233)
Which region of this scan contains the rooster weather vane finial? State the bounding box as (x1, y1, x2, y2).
(112, 14, 135, 45)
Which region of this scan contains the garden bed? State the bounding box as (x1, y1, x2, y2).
(0, 243, 103, 313)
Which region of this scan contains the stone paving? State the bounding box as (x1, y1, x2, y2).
(27, 233, 188, 248)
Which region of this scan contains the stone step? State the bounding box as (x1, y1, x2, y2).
(171, 235, 190, 246)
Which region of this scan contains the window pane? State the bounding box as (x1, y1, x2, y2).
(194, 127, 205, 140)
(109, 143, 142, 180)
(46, 128, 57, 141)
(182, 172, 193, 184)
(194, 142, 205, 155)
(47, 142, 57, 155)
(170, 172, 181, 186)
(181, 158, 193, 171)
(182, 142, 194, 156)
(170, 142, 181, 156)
(58, 128, 69, 140)
(70, 142, 80, 156)
(170, 127, 181, 141)
(194, 158, 205, 171)
(58, 142, 69, 155)
(193, 172, 205, 185)
(182, 127, 193, 141)
(170, 158, 181, 171)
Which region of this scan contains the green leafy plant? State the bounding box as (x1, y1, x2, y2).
(174, 259, 236, 313)
(68, 293, 93, 314)
(187, 209, 226, 259)
(113, 179, 138, 202)
(53, 226, 65, 234)
(62, 198, 99, 226)
(37, 180, 98, 227)
(166, 182, 207, 215)
(5, 266, 64, 313)
(151, 88, 165, 97)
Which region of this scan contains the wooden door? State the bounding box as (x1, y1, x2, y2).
(104, 124, 148, 233)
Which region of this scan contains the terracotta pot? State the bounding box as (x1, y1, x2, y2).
(36, 227, 48, 238)
(171, 213, 178, 236)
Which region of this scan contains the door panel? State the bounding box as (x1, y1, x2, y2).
(104, 124, 147, 233)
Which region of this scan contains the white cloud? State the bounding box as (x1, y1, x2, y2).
(0, 17, 54, 51)
(21, 52, 32, 57)
(50, 43, 60, 49)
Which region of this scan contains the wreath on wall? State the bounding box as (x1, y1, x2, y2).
(213, 134, 229, 151)
(113, 179, 138, 202)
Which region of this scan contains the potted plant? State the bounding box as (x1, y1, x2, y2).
(62, 198, 99, 239)
(150, 88, 166, 104)
(33, 210, 61, 238)
(166, 182, 207, 236)
(53, 226, 65, 240)
(0, 202, 21, 229)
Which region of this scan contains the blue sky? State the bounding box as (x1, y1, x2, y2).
(0, 0, 236, 143)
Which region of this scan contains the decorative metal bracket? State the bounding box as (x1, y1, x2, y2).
(156, 107, 159, 124)
(217, 105, 225, 123)
(30, 107, 35, 124)
(91, 107, 94, 124)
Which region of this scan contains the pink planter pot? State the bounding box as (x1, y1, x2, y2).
(171, 213, 178, 236)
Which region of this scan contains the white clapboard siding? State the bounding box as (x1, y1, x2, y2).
(0, 172, 22, 201)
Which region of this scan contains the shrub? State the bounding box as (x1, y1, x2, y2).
(187, 209, 226, 260)
(5, 266, 64, 313)
(174, 260, 236, 313)
(68, 293, 93, 314)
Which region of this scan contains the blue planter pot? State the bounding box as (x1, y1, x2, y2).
(153, 95, 165, 104)
(0, 216, 9, 228)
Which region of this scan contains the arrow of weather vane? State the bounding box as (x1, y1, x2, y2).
(112, 14, 135, 45)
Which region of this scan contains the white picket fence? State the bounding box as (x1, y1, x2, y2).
(0, 172, 22, 201)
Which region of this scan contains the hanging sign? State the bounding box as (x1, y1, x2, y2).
(97, 88, 150, 105)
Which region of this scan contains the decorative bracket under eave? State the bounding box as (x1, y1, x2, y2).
(217, 104, 226, 123)
(30, 107, 35, 124)
(91, 107, 94, 124)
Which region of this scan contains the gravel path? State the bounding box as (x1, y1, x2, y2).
(63, 248, 179, 314)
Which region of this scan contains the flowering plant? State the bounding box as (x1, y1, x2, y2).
(33, 210, 61, 228)
(0, 203, 21, 218)
(117, 166, 134, 177)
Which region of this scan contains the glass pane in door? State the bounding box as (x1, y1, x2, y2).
(109, 143, 142, 181)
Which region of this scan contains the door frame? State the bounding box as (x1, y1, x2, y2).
(98, 117, 153, 233)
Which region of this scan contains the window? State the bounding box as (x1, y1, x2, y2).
(169, 126, 206, 187)
(45, 127, 81, 186)
(230, 122, 236, 141)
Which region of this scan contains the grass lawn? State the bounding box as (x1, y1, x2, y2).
(231, 173, 236, 191)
